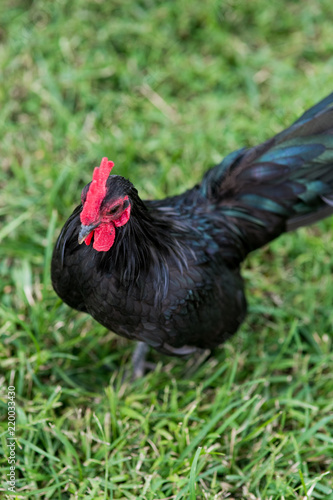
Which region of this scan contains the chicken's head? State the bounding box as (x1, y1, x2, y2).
(79, 157, 131, 251)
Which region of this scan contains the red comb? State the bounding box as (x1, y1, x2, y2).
(80, 157, 114, 225)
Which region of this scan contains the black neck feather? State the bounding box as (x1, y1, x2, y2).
(94, 192, 191, 295)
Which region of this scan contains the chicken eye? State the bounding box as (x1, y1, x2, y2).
(108, 204, 120, 215)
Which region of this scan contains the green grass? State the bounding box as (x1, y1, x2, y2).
(1, 0, 333, 498)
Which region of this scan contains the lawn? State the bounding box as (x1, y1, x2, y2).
(1, 1, 333, 498)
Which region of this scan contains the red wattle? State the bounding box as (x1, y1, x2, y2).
(85, 231, 93, 246)
(92, 223, 116, 251)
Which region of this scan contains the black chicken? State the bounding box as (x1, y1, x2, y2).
(52, 93, 333, 370)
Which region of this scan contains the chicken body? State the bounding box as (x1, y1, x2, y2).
(52, 93, 333, 355)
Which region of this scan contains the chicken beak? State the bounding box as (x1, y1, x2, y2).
(78, 223, 99, 244)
